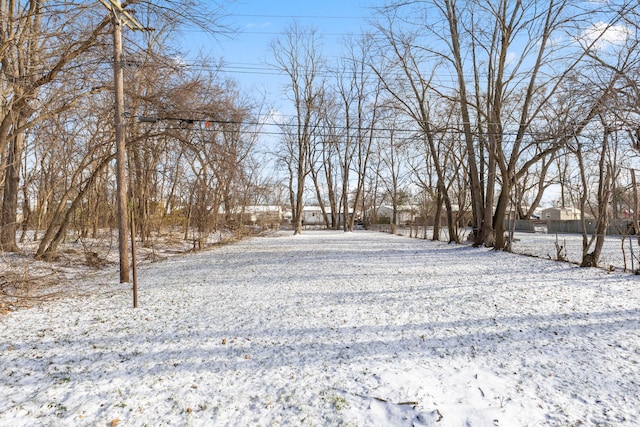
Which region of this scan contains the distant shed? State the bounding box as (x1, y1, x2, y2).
(541, 207, 581, 220)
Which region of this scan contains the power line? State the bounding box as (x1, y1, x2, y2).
(134, 114, 619, 142)
(230, 13, 370, 20)
(183, 29, 370, 38)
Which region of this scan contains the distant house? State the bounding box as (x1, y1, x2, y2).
(302, 206, 325, 226)
(374, 205, 418, 225)
(541, 207, 581, 220)
(300, 206, 353, 227)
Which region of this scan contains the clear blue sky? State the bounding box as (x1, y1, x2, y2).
(174, 1, 378, 171)
(181, 0, 376, 98)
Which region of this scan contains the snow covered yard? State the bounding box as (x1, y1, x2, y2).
(1, 230, 638, 426)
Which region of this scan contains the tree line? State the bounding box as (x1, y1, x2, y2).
(273, 0, 640, 268)
(1, 0, 272, 262)
(1, 1, 639, 269)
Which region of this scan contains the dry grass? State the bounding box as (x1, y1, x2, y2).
(0, 226, 273, 314)
(0, 266, 62, 313)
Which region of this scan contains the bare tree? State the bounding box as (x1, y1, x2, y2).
(271, 25, 325, 234)
(569, 9, 640, 267)
(379, 0, 633, 250)
(308, 98, 340, 229)
(0, 1, 110, 251)
(372, 19, 460, 242)
(375, 109, 413, 232)
(334, 34, 382, 231)
(572, 123, 616, 268)
(0, 0, 234, 258)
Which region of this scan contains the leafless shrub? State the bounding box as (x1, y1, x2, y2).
(0, 266, 61, 312)
(554, 235, 568, 262)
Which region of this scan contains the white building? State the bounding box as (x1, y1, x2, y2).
(541, 207, 582, 220)
(374, 205, 418, 225)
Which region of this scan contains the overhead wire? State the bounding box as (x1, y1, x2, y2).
(4, 9, 631, 145)
(132, 114, 612, 143)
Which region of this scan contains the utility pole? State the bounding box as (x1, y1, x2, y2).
(112, 12, 129, 283)
(98, 0, 145, 284)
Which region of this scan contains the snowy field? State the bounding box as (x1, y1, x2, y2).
(510, 232, 640, 271)
(1, 230, 639, 426)
(388, 225, 640, 272)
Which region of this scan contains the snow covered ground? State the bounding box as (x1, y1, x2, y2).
(510, 232, 640, 271)
(1, 230, 639, 426)
(388, 225, 640, 272)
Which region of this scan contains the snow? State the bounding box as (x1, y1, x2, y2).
(510, 232, 640, 271)
(1, 230, 639, 426)
(389, 225, 640, 272)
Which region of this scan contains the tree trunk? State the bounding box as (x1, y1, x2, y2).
(35, 154, 114, 260)
(493, 173, 513, 251)
(432, 190, 442, 241)
(294, 150, 305, 234)
(0, 129, 24, 252)
(581, 131, 613, 268)
(443, 0, 486, 246)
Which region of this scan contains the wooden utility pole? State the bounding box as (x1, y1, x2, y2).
(632, 169, 639, 242)
(112, 13, 129, 283)
(98, 0, 145, 285)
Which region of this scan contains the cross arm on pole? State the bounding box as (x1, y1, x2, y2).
(98, 0, 146, 31)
